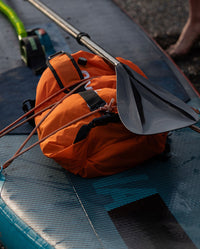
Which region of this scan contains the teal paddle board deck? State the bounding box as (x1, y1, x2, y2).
(0, 0, 200, 248)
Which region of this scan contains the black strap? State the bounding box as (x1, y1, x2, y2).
(65, 52, 84, 80)
(79, 90, 106, 111)
(47, 59, 64, 89)
(74, 90, 119, 143)
(74, 113, 120, 143)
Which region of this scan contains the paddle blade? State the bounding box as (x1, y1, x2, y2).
(116, 63, 199, 135)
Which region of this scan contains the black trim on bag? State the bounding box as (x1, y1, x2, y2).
(47, 59, 64, 89)
(79, 90, 106, 111)
(74, 113, 120, 144)
(65, 53, 84, 80)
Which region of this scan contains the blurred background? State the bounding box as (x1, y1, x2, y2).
(114, 0, 200, 92)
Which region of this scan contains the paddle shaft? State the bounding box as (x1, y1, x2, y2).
(27, 0, 119, 66)
(26, 0, 199, 135)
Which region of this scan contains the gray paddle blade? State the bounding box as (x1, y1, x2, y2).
(116, 63, 199, 135)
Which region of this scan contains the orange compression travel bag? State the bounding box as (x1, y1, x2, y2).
(35, 50, 167, 178)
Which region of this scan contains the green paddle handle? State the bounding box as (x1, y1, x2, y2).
(0, 0, 27, 39)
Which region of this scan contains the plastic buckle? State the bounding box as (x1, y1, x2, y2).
(22, 99, 36, 127)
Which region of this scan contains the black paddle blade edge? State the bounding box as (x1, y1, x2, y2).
(116, 63, 199, 135)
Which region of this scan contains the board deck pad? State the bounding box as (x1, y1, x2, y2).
(1, 123, 200, 249)
(0, 0, 200, 248)
(109, 194, 197, 249)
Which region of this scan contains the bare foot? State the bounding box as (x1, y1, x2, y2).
(167, 19, 200, 58)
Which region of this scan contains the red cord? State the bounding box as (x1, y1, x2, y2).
(0, 77, 98, 137)
(2, 77, 113, 170)
(0, 103, 54, 138)
(190, 125, 200, 133)
(2, 105, 110, 169)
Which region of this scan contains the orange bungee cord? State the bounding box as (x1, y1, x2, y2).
(0, 77, 102, 171)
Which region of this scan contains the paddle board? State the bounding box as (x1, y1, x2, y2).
(0, 0, 200, 248)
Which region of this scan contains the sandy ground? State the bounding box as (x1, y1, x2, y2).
(0, 1, 199, 248)
(114, 0, 189, 36)
(114, 0, 200, 93)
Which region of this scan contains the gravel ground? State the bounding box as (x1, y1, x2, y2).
(0, 1, 199, 249)
(114, 0, 200, 93)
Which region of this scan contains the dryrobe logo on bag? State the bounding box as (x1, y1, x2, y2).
(82, 70, 93, 90)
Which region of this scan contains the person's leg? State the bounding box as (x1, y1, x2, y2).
(167, 0, 200, 57)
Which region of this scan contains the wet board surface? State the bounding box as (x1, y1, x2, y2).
(0, 0, 200, 248)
